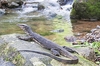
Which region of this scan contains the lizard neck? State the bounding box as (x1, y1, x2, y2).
(25, 27, 34, 36)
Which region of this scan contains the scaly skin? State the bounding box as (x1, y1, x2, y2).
(18, 24, 79, 64)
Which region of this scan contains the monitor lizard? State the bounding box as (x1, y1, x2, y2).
(17, 24, 79, 64)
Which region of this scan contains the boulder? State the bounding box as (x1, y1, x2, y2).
(7, 1, 23, 8)
(57, 0, 67, 5)
(0, 0, 8, 8)
(74, 47, 96, 62)
(0, 34, 97, 66)
(8, 2, 19, 8)
(0, 0, 23, 9)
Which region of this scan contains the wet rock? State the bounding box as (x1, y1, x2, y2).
(50, 29, 64, 33)
(57, 0, 67, 5)
(66, 8, 71, 11)
(15, 0, 23, 6)
(8, 2, 19, 8)
(0, 9, 5, 15)
(7, 1, 23, 8)
(0, 0, 23, 9)
(38, 4, 45, 10)
(0, 0, 8, 8)
(49, 12, 57, 18)
(57, 0, 73, 5)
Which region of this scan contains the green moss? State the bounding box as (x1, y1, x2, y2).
(0, 44, 25, 66)
(51, 16, 73, 46)
(39, 31, 54, 36)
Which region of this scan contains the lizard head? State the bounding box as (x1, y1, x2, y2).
(18, 24, 32, 34)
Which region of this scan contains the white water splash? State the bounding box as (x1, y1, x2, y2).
(25, 0, 44, 2)
(0, 9, 5, 16)
(41, 0, 73, 22)
(22, 7, 37, 14)
(17, 0, 73, 22)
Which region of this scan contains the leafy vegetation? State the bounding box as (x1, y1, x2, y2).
(91, 42, 100, 56)
(88, 42, 100, 50)
(72, 0, 100, 20)
(82, 41, 100, 64)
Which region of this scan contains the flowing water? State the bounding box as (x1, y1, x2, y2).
(0, 0, 74, 36)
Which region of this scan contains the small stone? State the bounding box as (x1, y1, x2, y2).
(96, 61, 100, 64)
(64, 36, 76, 42)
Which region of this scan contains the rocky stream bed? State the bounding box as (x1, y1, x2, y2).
(0, 0, 99, 66)
(72, 20, 100, 65)
(72, 20, 100, 37)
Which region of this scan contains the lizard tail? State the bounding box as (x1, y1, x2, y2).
(19, 50, 78, 64)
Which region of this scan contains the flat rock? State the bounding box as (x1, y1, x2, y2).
(0, 58, 15, 66)
(0, 33, 98, 66)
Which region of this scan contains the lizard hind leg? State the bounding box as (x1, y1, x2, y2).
(51, 48, 60, 56)
(63, 46, 78, 54)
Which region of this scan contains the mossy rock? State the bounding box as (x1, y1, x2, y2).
(0, 43, 25, 66)
(0, 33, 98, 66)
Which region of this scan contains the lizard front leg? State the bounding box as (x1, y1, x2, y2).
(17, 35, 33, 41)
(51, 48, 60, 56)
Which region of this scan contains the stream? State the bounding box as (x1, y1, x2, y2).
(0, 0, 100, 65)
(0, 0, 74, 36)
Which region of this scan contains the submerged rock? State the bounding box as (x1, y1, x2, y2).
(0, 9, 5, 15)
(57, 0, 67, 5)
(50, 29, 64, 33)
